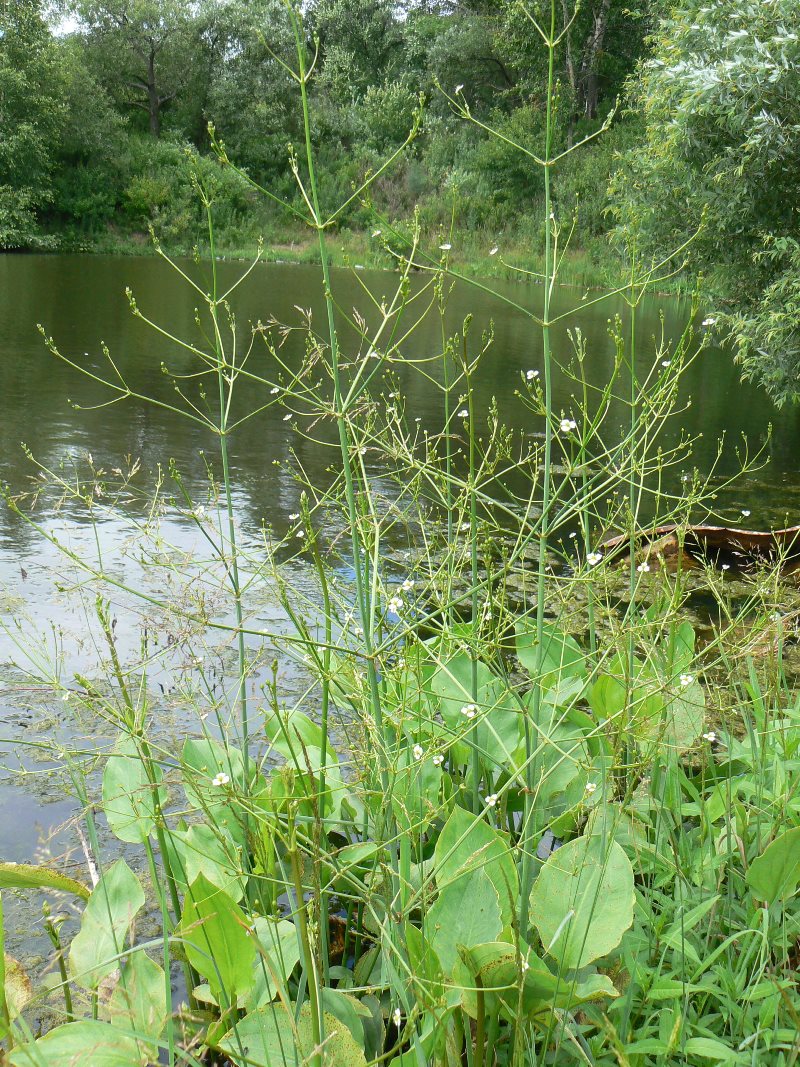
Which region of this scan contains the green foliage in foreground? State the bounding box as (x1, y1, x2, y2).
(3, 618, 800, 1065)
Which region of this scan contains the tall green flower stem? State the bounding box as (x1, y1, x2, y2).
(43, 903, 74, 1023)
(0, 892, 10, 1048)
(518, 0, 558, 942)
(462, 321, 483, 812)
(205, 197, 252, 785)
(288, 808, 322, 1067)
(306, 517, 332, 983)
(283, 1, 403, 926)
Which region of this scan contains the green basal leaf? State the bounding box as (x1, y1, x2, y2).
(9, 1021, 149, 1067)
(219, 1002, 367, 1067)
(529, 834, 634, 970)
(428, 867, 502, 975)
(243, 916, 301, 1010)
(265, 707, 327, 758)
(105, 950, 167, 1039)
(434, 804, 518, 925)
(390, 747, 441, 834)
(69, 859, 145, 989)
(516, 620, 588, 690)
(0, 862, 90, 901)
(170, 823, 246, 902)
(179, 873, 255, 1002)
(102, 735, 165, 844)
(455, 941, 619, 1021)
(747, 826, 800, 904)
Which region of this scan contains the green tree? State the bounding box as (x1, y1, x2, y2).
(70, 0, 200, 137)
(612, 0, 800, 405)
(0, 0, 66, 247)
(204, 0, 299, 185)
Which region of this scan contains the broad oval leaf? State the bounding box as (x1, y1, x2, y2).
(220, 1002, 367, 1067)
(105, 950, 167, 1039)
(243, 916, 301, 1009)
(69, 859, 145, 989)
(9, 1021, 147, 1067)
(102, 735, 165, 844)
(427, 868, 502, 975)
(434, 805, 518, 925)
(529, 835, 634, 970)
(746, 826, 800, 904)
(516, 621, 587, 690)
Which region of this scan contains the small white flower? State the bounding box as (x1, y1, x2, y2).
(661, 359, 671, 368)
(401, 579, 415, 591)
(680, 674, 694, 687)
(388, 596, 403, 614)
(454, 84, 464, 94)
(270, 386, 280, 394)
(460, 521, 470, 532)
(585, 781, 597, 795)
(372, 229, 382, 237)
(569, 531, 577, 539)
(439, 242, 452, 251)
(526, 369, 539, 380)
(587, 552, 603, 566)
(212, 772, 230, 787)
(702, 317, 717, 327)
(392, 1007, 402, 1028)
(559, 418, 577, 433)
(636, 562, 650, 573)
(461, 703, 477, 719)
(489, 246, 499, 256)
(485, 793, 498, 807)
(432, 753, 444, 766)
(521, 957, 530, 973)
(413, 744, 424, 760)
(458, 408, 469, 418)
(296, 529, 306, 539)
(359, 446, 367, 455)
(289, 513, 300, 520)
(354, 626, 364, 637)
(702, 731, 716, 743)
(741, 509, 751, 517)
(722, 563, 730, 571)
(283, 413, 292, 422)
(61, 691, 70, 701)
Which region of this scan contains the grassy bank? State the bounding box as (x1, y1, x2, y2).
(60, 220, 695, 297)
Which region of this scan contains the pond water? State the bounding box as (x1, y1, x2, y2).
(1, 252, 799, 961)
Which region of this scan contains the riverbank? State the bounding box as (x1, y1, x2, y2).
(52, 222, 697, 297)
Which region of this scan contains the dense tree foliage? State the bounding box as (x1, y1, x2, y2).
(0, 0, 66, 247)
(615, 0, 800, 405)
(1, 0, 653, 249)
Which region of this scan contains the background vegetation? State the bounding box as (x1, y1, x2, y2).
(5, 0, 799, 400)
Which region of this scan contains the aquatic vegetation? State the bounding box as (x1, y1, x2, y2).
(2, 2, 800, 1065)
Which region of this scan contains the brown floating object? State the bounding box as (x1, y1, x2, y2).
(600, 524, 800, 575)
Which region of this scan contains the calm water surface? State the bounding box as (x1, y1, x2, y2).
(1, 252, 799, 955)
